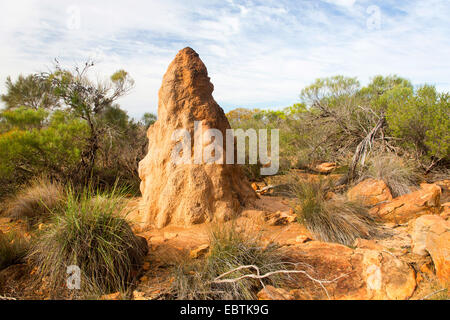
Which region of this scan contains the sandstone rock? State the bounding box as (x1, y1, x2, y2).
(132, 290, 149, 300)
(100, 292, 122, 300)
(353, 238, 383, 251)
(435, 179, 450, 193)
(266, 210, 297, 226)
(257, 285, 294, 300)
(164, 232, 178, 240)
(347, 179, 393, 206)
(369, 183, 441, 223)
(284, 241, 416, 300)
(296, 235, 312, 244)
(410, 215, 450, 289)
(138, 47, 256, 228)
(313, 162, 336, 174)
(190, 244, 210, 259)
(441, 202, 450, 219)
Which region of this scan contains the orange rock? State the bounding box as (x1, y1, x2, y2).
(138, 47, 256, 228)
(266, 211, 296, 226)
(416, 272, 424, 284)
(420, 262, 434, 275)
(190, 244, 210, 259)
(353, 238, 383, 251)
(100, 292, 122, 300)
(347, 178, 393, 206)
(132, 290, 148, 300)
(296, 235, 312, 244)
(410, 215, 450, 289)
(369, 183, 441, 223)
(163, 232, 178, 240)
(285, 241, 416, 300)
(441, 202, 450, 219)
(257, 286, 294, 300)
(314, 162, 337, 174)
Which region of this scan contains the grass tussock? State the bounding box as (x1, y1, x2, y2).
(169, 223, 289, 300)
(0, 231, 29, 271)
(28, 187, 147, 296)
(361, 153, 421, 197)
(290, 177, 381, 246)
(6, 178, 65, 226)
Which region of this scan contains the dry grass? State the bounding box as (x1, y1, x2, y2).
(168, 223, 289, 300)
(290, 177, 381, 246)
(6, 178, 65, 226)
(28, 187, 147, 297)
(0, 231, 29, 271)
(361, 153, 421, 197)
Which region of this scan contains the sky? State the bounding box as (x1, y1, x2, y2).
(0, 0, 449, 119)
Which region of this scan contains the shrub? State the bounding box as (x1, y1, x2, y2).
(290, 177, 380, 246)
(28, 187, 147, 296)
(0, 231, 29, 271)
(6, 178, 65, 226)
(361, 153, 421, 197)
(169, 224, 288, 300)
(386, 85, 450, 163)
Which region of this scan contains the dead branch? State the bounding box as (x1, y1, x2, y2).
(211, 264, 348, 300)
(420, 288, 446, 300)
(348, 115, 386, 181)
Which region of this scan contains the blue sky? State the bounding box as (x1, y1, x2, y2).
(0, 0, 449, 119)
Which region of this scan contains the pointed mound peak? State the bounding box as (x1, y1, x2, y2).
(158, 47, 215, 120)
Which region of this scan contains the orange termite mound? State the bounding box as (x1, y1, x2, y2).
(138, 47, 256, 228)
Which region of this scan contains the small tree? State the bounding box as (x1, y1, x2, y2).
(1, 75, 59, 110)
(386, 85, 450, 171)
(40, 61, 135, 180)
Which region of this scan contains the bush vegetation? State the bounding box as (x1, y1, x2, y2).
(359, 153, 421, 197)
(5, 178, 65, 226)
(28, 187, 147, 296)
(0, 63, 156, 200)
(0, 231, 29, 271)
(227, 75, 449, 180)
(169, 224, 288, 300)
(289, 177, 381, 246)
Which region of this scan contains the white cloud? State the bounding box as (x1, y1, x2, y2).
(0, 0, 449, 118)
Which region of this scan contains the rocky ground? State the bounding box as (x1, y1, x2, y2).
(2, 174, 447, 300)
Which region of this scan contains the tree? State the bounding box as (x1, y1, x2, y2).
(39, 61, 135, 180)
(142, 112, 157, 128)
(1, 75, 59, 110)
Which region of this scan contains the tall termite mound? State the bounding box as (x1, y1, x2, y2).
(138, 47, 256, 228)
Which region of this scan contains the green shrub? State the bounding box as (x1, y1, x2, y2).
(0, 231, 29, 271)
(290, 178, 380, 246)
(28, 187, 147, 295)
(169, 224, 288, 300)
(386, 85, 450, 162)
(0, 108, 88, 198)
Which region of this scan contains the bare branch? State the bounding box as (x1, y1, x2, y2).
(211, 264, 348, 300)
